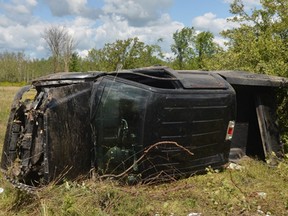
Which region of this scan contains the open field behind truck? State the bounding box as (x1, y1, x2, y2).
(0, 86, 287, 216)
(0, 86, 20, 154)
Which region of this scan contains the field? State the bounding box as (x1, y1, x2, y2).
(0, 86, 288, 215)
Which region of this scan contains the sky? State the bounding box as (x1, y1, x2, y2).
(0, 0, 261, 59)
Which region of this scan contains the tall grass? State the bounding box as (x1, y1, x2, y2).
(0, 86, 20, 154)
(0, 86, 288, 215)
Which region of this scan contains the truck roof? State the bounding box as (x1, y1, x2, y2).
(32, 66, 288, 88)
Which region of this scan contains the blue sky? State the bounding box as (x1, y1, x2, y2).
(171, 0, 231, 24)
(0, 0, 261, 59)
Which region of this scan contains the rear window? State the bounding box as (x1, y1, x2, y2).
(178, 72, 228, 89)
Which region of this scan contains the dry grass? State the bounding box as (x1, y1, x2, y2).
(0, 86, 20, 154)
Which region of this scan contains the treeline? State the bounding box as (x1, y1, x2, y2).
(0, 52, 52, 83)
(0, 32, 223, 83)
(0, 0, 287, 83)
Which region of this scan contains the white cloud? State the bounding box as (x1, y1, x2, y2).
(10, 4, 30, 14)
(61, 5, 182, 53)
(103, 0, 173, 26)
(44, 0, 77, 16)
(213, 36, 229, 48)
(0, 15, 17, 27)
(67, 0, 87, 14)
(2, 1, 31, 14)
(77, 49, 89, 58)
(26, 0, 37, 6)
(44, 0, 102, 19)
(0, 0, 38, 25)
(36, 45, 45, 52)
(192, 13, 239, 35)
(75, 17, 96, 26)
(0, 18, 48, 58)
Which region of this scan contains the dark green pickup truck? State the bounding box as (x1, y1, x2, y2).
(1, 66, 287, 186)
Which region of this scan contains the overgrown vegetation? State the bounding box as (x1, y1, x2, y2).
(1, 156, 288, 214)
(219, 0, 288, 77)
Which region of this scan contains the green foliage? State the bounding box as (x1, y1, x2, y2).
(220, 0, 288, 77)
(69, 52, 81, 72)
(171, 27, 221, 70)
(1, 158, 288, 215)
(277, 88, 288, 151)
(194, 31, 223, 69)
(87, 37, 164, 71)
(0, 51, 28, 82)
(0, 52, 54, 83)
(171, 27, 196, 69)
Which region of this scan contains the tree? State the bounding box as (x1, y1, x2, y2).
(69, 52, 81, 72)
(0, 51, 27, 82)
(0, 51, 54, 82)
(63, 35, 76, 72)
(43, 26, 76, 72)
(194, 31, 221, 69)
(221, 0, 288, 76)
(171, 27, 196, 69)
(87, 37, 163, 71)
(170, 27, 221, 70)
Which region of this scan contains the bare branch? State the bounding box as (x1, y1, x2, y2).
(42, 25, 76, 72)
(100, 141, 194, 180)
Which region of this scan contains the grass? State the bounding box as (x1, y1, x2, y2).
(0, 86, 20, 154)
(0, 82, 28, 87)
(0, 86, 288, 215)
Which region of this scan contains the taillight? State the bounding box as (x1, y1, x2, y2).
(225, 121, 235, 141)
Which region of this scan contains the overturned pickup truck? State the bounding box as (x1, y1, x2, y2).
(1, 66, 287, 185)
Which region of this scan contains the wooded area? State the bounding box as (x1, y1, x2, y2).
(0, 0, 287, 81)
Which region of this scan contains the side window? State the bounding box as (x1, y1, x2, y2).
(94, 78, 150, 174)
